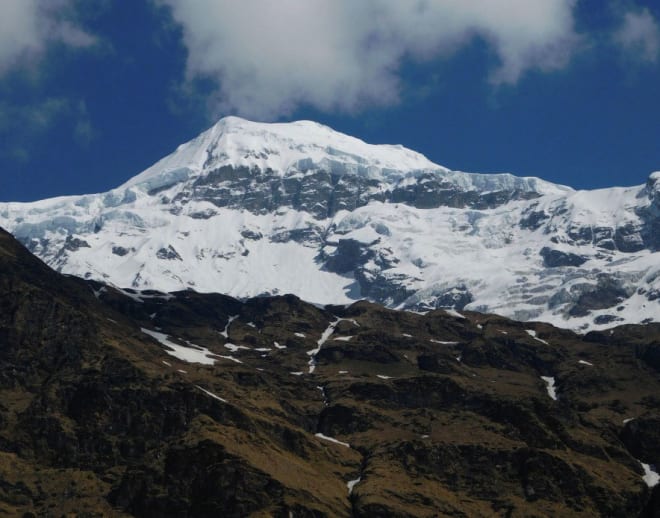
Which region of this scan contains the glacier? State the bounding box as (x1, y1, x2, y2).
(1, 116, 659, 332)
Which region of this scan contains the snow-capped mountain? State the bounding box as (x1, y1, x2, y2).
(1, 116, 659, 331)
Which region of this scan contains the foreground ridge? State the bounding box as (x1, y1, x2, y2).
(1, 227, 659, 515)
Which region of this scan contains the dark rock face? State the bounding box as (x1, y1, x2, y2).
(408, 285, 474, 312)
(566, 224, 595, 246)
(568, 275, 632, 317)
(389, 173, 540, 210)
(175, 165, 543, 219)
(557, 218, 648, 254)
(325, 239, 375, 274)
(110, 440, 285, 517)
(593, 314, 624, 325)
(188, 209, 217, 219)
(63, 235, 91, 252)
(540, 247, 587, 268)
(185, 165, 377, 219)
(353, 269, 414, 306)
(156, 245, 182, 261)
(520, 205, 550, 231)
(240, 229, 263, 240)
(621, 417, 660, 466)
(615, 222, 646, 252)
(1, 227, 660, 516)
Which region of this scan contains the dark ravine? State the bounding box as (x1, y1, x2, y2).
(0, 226, 659, 516)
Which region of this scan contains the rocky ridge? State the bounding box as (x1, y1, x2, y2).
(0, 226, 659, 516)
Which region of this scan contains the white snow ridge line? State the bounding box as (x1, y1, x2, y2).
(333, 336, 353, 342)
(444, 309, 465, 319)
(526, 329, 549, 345)
(314, 433, 350, 448)
(195, 385, 227, 403)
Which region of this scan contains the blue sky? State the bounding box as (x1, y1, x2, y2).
(1, 0, 659, 202)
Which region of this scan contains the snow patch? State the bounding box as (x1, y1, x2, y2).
(220, 315, 238, 339)
(195, 385, 227, 403)
(224, 342, 250, 352)
(526, 329, 549, 345)
(142, 328, 217, 365)
(540, 376, 558, 401)
(307, 317, 342, 374)
(640, 462, 660, 488)
(347, 477, 361, 495)
(315, 433, 350, 448)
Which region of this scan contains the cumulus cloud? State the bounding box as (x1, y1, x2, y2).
(159, 0, 580, 119)
(0, 0, 94, 74)
(614, 8, 660, 63)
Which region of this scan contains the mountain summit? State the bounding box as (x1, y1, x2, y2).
(1, 117, 659, 331)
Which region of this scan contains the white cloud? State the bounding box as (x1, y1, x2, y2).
(614, 8, 660, 63)
(159, 0, 580, 119)
(0, 0, 94, 74)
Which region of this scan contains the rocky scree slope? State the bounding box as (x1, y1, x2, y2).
(1, 117, 660, 331)
(0, 227, 660, 516)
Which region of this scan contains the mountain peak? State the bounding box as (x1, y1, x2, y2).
(2, 119, 657, 332)
(121, 117, 445, 192)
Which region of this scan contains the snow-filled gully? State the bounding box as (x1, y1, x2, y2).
(307, 317, 342, 374)
(220, 315, 238, 339)
(304, 316, 369, 506)
(540, 376, 558, 401)
(151, 313, 367, 505)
